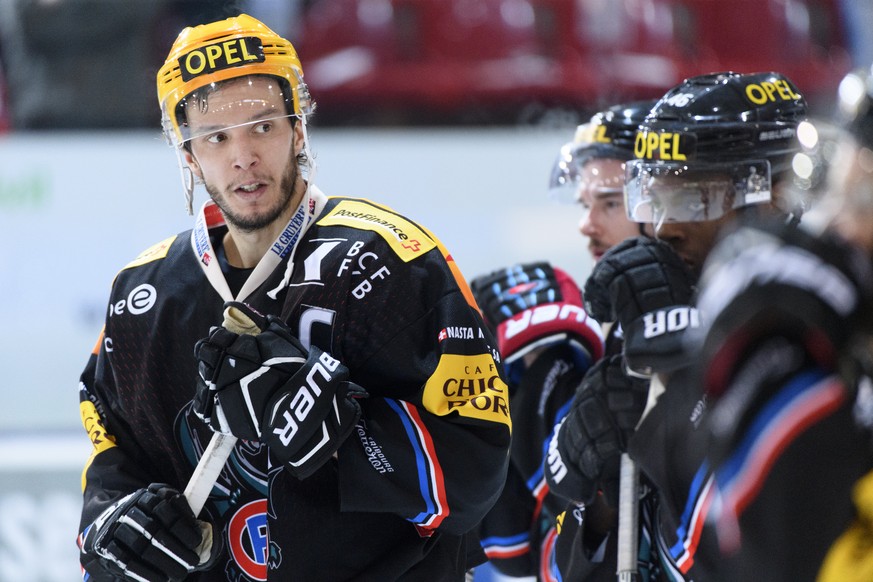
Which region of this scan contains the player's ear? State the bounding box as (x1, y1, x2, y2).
(184, 150, 203, 180)
(292, 121, 304, 156)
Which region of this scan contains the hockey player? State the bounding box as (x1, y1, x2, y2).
(469, 262, 604, 581)
(689, 66, 873, 580)
(536, 101, 662, 579)
(548, 101, 656, 263)
(547, 71, 810, 580)
(469, 101, 660, 581)
(76, 14, 511, 582)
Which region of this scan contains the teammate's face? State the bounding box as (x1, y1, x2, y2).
(577, 158, 641, 261)
(183, 76, 304, 232)
(655, 212, 736, 278)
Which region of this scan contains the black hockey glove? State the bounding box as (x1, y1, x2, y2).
(79, 483, 217, 582)
(583, 236, 697, 375)
(693, 221, 873, 461)
(545, 354, 649, 506)
(470, 261, 604, 380)
(194, 302, 368, 479)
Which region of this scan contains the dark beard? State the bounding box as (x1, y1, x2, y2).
(206, 154, 300, 233)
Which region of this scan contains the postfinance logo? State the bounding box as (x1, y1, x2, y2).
(178, 36, 265, 82)
(319, 200, 436, 262)
(423, 354, 511, 429)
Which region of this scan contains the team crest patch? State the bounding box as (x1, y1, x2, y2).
(228, 499, 276, 580)
(318, 200, 436, 261)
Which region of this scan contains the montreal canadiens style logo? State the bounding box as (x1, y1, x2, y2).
(228, 499, 269, 580)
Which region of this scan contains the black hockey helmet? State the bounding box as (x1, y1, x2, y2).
(626, 71, 808, 225)
(549, 100, 656, 202)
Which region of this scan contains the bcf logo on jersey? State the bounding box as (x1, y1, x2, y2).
(227, 499, 270, 580)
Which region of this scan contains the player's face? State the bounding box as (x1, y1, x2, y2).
(655, 212, 735, 278)
(635, 171, 734, 277)
(183, 76, 304, 232)
(577, 158, 640, 261)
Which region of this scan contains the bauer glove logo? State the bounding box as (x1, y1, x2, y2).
(642, 306, 700, 339)
(271, 351, 342, 447)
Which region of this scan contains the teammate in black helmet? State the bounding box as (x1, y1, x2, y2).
(546, 71, 812, 581)
(466, 101, 660, 581)
(688, 66, 873, 580)
(625, 71, 807, 277)
(468, 101, 662, 581)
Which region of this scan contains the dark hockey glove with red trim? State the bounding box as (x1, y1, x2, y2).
(194, 302, 368, 479)
(470, 261, 604, 382)
(545, 354, 649, 506)
(79, 483, 217, 582)
(584, 236, 697, 375)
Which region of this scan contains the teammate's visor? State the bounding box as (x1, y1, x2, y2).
(548, 141, 628, 204)
(625, 160, 772, 224)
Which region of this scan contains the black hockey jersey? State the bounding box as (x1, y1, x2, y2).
(77, 189, 512, 581)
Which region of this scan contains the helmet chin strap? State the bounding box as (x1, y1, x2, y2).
(299, 113, 317, 193)
(174, 146, 196, 215)
(266, 112, 318, 299)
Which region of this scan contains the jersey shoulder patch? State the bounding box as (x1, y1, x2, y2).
(317, 198, 436, 262)
(123, 235, 178, 270)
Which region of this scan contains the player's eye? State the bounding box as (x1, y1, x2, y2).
(205, 132, 227, 144)
(253, 122, 273, 134)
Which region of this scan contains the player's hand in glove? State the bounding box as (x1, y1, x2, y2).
(693, 221, 873, 461)
(583, 236, 697, 375)
(79, 483, 217, 582)
(193, 302, 368, 479)
(470, 261, 604, 382)
(545, 354, 650, 506)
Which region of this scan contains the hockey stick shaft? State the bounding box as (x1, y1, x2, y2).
(184, 433, 237, 516)
(183, 304, 261, 516)
(616, 370, 664, 581)
(616, 453, 640, 581)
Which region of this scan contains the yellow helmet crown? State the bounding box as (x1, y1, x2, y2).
(156, 14, 313, 146)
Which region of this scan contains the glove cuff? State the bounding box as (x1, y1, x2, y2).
(498, 301, 604, 365)
(545, 419, 601, 504)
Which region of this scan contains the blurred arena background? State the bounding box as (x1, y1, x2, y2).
(0, 0, 869, 579)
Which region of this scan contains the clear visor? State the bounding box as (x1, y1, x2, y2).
(163, 77, 299, 148)
(548, 143, 625, 205)
(625, 159, 772, 225)
(548, 142, 583, 203)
